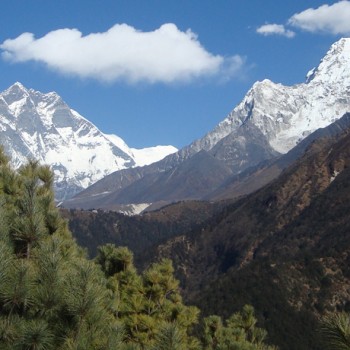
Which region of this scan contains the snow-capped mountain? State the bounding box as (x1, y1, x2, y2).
(105, 133, 177, 167)
(180, 37, 350, 158)
(0, 82, 177, 200)
(64, 37, 350, 210)
(122, 37, 350, 174)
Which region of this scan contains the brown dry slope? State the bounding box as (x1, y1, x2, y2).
(154, 119, 350, 350)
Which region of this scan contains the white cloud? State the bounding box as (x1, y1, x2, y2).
(256, 24, 295, 38)
(0, 23, 245, 84)
(289, 1, 350, 35)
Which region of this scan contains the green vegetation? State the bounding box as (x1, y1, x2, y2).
(0, 147, 277, 349)
(320, 312, 350, 349)
(202, 305, 278, 350)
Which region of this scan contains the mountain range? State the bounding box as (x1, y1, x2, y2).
(1, 38, 350, 212)
(1, 35, 350, 350)
(0, 83, 177, 201)
(63, 37, 350, 212)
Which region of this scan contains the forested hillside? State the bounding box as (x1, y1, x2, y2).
(149, 121, 350, 350)
(60, 200, 225, 259)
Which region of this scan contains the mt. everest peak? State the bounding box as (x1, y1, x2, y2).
(0, 83, 177, 201)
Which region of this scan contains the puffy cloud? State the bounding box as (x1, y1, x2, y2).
(256, 24, 295, 38)
(0, 23, 245, 84)
(289, 1, 350, 35)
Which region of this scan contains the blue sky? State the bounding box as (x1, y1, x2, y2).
(1, 1, 349, 149)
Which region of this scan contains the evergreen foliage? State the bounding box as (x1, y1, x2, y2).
(0, 147, 277, 349)
(321, 312, 350, 349)
(202, 305, 277, 350)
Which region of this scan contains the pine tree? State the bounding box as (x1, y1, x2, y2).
(202, 306, 277, 350)
(321, 312, 350, 350)
(151, 322, 188, 350)
(0, 153, 120, 349)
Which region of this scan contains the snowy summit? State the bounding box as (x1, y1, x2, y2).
(180, 37, 350, 158)
(0, 82, 177, 200)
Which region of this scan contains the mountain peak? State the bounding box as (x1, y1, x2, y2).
(185, 37, 350, 156)
(13, 81, 26, 88)
(328, 37, 350, 55)
(306, 37, 350, 84)
(0, 83, 178, 201)
(5, 82, 59, 100)
(5, 81, 29, 94)
(4, 81, 27, 93)
(1, 82, 32, 109)
(8, 81, 27, 90)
